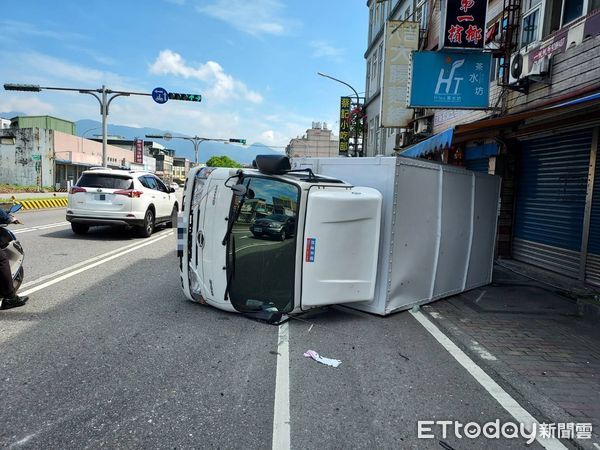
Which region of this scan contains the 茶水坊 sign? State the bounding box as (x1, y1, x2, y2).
(408, 51, 491, 109)
(440, 0, 487, 49)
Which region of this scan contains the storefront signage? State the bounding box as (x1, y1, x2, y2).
(380, 20, 419, 127)
(440, 0, 487, 49)
(134, 139, 144, 164)
(339, 97, 351, 155)
(409, 51, 491, 109)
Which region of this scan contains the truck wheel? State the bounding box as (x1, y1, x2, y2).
(71, 223, 89, 235)
(137, 209, 155, 238)
(13, 267, 24, 292)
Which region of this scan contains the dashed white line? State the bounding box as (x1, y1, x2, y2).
(410, 310, 567, 450)
(272, 322, 290, 450)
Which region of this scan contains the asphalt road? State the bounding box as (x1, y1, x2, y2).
(0, 208, 561, 449)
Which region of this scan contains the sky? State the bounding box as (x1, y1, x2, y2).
(0, 0, 368, 148)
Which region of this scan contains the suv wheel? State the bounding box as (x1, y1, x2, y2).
(167, 205, 178, 228)
(138, 209, 155, 238)
(71, 223, 89, 235)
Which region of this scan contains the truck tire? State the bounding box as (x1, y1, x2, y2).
(167, 205, 178, 228)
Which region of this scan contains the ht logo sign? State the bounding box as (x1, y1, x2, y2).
(435, 59, 465, 95)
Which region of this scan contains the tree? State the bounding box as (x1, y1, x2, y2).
(205, 155, 243, 168)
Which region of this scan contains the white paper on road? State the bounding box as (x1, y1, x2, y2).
(303, 350, 341, 368)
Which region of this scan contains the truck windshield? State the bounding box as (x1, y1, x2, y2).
(226, 176, 300, 314)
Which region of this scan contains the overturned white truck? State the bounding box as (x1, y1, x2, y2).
(178, 155, 500, 323)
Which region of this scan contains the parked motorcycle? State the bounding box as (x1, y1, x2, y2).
(0, 204, 25, 297)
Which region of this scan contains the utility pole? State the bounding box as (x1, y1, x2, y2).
(146, 134, 246, 164)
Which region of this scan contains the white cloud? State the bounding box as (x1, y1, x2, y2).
(149, 49, 263, 104)
(310, 40, 345, 62)
(0, 20, 86, 42)
(196, 0, 297, 36)
(260, 130, 275, 142)
(0, 96, 54, 116)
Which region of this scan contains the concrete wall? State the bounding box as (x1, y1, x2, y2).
(0, 128, 53, 187)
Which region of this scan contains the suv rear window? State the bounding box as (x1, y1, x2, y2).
(77, 174, 133, 190)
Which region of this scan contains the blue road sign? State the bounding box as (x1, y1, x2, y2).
(152, 87, 169, 104)
(409, 51, 492, 109)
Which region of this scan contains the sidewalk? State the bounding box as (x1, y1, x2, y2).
(423, 262, 600, 449)
(0, 192, 68, 200)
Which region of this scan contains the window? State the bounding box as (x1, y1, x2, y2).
(77, 174, 133, 189)
(154, 177, 168, 192)
(369, 118, 375, 151)
(369, 5, 374, 42)
(417, 0, 429, 29)
(374, 115, 380, 154)
(227, 176, 300, 313)
(377, 42, 384, 89)
(520, 0, 542, 47)
(371, 49, 378, 81)
(561, 0, 587, 25)
(366, 57, 371, 97)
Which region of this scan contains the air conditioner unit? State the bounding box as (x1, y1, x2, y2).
(395, 131, 410, 148)
(509, 49, 530, 85)
(414, 117, 432, 136)
(527, 55, 551, 79)
(509, 46, 550, 85)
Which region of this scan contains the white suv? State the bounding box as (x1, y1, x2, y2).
(67, 169, 178, 237)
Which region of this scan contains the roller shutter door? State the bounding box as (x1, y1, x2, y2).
(465, 157, 489, 173)
(513, 129, 592, 278)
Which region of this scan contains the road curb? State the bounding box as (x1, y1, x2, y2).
(0, 198, 68, 210)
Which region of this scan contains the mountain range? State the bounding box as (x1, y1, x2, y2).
(1, 112, 285, 165)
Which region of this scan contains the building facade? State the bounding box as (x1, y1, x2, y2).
(369, 0, 600, 286)
(286, 122, 340, 158)
(0, 117, 157, 188)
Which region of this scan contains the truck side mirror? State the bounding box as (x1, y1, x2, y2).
(230, 184, 247, 197)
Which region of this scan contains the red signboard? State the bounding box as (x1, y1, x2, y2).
(134, 139, 144, 164)
(441, 0, 487, 49)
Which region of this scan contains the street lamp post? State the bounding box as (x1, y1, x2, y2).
(145, 135, 245, 164)
(4, 83, 152, 167)
(317, 72, 362, 157)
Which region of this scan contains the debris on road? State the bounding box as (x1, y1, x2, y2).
(303, 350, 341, 368)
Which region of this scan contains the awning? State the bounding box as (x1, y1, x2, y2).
(400, 128, 454, 158)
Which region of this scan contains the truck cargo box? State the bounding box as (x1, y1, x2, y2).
(291, 156, 501, 315)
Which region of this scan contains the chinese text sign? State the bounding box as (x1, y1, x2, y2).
(380, 20, 419, 127)
(409, 51, 491, 109)
(339, 97, 351, 155)
(441, 0, 487, 49)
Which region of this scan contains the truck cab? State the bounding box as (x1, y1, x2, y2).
(178, 155, 383, 323)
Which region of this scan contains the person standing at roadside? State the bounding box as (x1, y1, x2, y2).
(0, 208, 28, 309)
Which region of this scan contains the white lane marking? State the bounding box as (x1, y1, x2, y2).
(12, 222, 70, 234)
(272, 322, 290, 450)
(474, 290, 486, 303)
(20, 231, 174, 296)
(410, 310, 567, 450)
(20, 230, 173, 289)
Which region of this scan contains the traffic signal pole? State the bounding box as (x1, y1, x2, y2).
(145, 135, 246, 164)
(4, 83, 203, 167)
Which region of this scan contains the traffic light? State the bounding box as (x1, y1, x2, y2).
(229, 138, 246, 145)
(167, 92, 202, 102)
